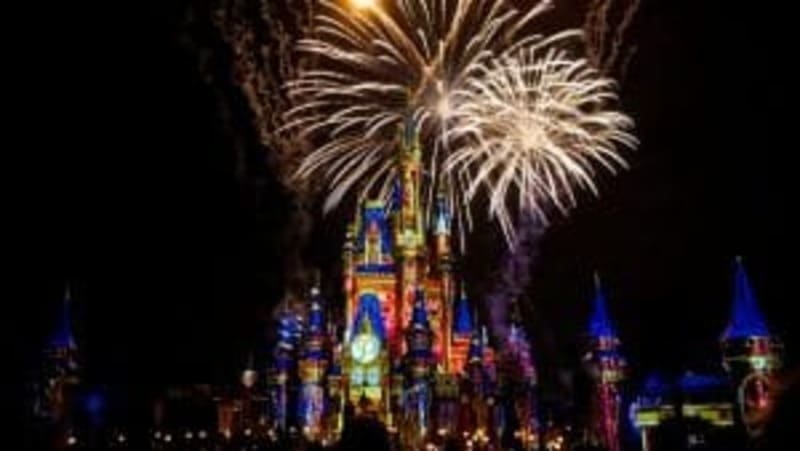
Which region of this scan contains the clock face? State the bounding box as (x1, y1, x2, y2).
(351, 333, 380, 364)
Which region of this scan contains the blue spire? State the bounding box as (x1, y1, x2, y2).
(453, 289, 473, 335)
(722, 257, 769, 339)
(51, 285, 76, 349)
(588, 273, 617, 339)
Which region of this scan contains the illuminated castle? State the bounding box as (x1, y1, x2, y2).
(266, 125, 539, 449)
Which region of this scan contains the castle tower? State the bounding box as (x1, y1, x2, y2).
(401, 288, 435, 447)
(499, 299, 539, 450)
(298, 287, 329, 441)
(394, 119, 427, 347)
(583, 274, 626, 451)
(431, 190, 455, 369)
(457, 321, 497, 447)
(721, 257, 782, 437)
(40, 285, 81, 449)
(269, 304, 300, 432)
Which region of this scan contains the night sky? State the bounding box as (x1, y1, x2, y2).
(18, 0, 796, 414)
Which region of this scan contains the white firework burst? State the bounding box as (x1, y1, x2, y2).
(444, 46, 637, 243)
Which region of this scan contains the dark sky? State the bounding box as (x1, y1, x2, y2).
(19, 0, 796, 406)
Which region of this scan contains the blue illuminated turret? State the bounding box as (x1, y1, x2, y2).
(588, 273, 617, 340)
(51, 285, 77, 351)
(722, 257, 770, 340)
(453, 290, 473, 336)
(583, 273, 625, 451)
(720, 257, 783, 437)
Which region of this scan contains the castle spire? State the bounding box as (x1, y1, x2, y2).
(454, 288, 473, 336)
(588, 273, 616, 339)
(722, 257, 769, 340)
(720, 257, 782, 437)
(583, 272, 625, 451)
(52, 284, 77, 350)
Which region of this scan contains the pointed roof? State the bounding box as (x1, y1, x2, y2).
(722, 257, 770, 339)
(51, 285, 76, 349)
(453, 289, 473, 335)
(588, 273, 617, 339)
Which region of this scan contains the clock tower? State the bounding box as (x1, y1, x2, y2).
(346, 293, 390, 421)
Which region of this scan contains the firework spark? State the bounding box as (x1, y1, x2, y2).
(283, 0, 563, 215)
(444, 47, 637, 243)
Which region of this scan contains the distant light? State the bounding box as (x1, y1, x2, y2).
(117, 434, 126, 443)
(185, 431, 193, 440)
(244, 428, 252, 436)
(67, 436, 77, 446)
(198, 430, 208, 439)
(154, 431, 162, 439)
(164, 434, 172, 443)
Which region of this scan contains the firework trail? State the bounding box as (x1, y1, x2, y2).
(583, 0, 642, 78)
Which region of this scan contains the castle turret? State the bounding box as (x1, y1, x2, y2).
(298, 286, 329, 441)
(402, 288, 435, 446)
(721, 257, 782, 437)
(499, 299, 539, 450)
(41, 285, 82, 448)
(459, 323, 496, 447)
(433, 190, 455, 371)
(583, 274, 625, 451)
(269, 303, 300, 432)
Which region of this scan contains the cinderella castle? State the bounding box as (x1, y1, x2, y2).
(31, 127, 787, 450)
(264, 125, 540, 449)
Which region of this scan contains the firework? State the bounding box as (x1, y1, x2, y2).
(283, 0, 563, 215)
(444, 46, 637, 243)
(283, 0, 636, 247)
